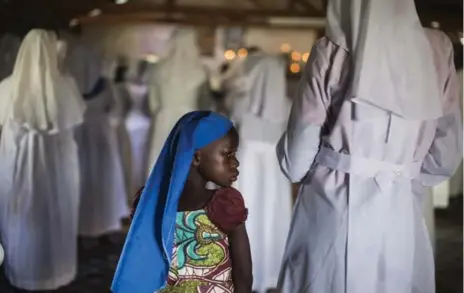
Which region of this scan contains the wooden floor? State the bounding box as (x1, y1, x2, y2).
(1, 197, 462, 293)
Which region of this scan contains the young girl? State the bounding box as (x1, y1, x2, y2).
(112, 111, 253, 293)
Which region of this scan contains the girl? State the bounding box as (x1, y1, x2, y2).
(112, 111, 253, 293)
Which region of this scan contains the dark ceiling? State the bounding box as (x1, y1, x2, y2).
(0, 0, 462, 35)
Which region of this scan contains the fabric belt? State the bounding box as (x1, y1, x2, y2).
(315, 147, 422, 180)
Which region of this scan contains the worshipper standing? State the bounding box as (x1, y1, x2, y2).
(0, 34, 21, 81)
(0, 29, 86, 290)
(125, 60, 151, 195)
(112, 111, 252, 293)
(276, 0, 462, 292)
(104, 58, 133, 200)
(72, 53, 129, 239)
(147, 28, 207, 176)
(232, 54, 292, 293)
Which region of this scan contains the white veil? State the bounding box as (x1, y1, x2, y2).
(0, 29, 85, 133)
(155, 27, 206, 89)
(327, 0, 442, 120)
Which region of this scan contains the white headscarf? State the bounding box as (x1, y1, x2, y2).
(156, 27, 206, 89)
(0, 34, 21, 81)
(247, 55, 290, 123)
(327, 0, 442, 120)
(0, 29, 85, 133)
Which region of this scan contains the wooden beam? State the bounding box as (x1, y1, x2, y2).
(290, 0, 320, 14)
(95, 3, 324, 18)
(79, 13, 325, 31)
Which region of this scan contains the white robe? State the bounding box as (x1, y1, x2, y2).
(432, 69, 463, 208)
(125, 83, 151, 194)
(146, 28, 206, 175)
(0, 30, 86, 290)
(277, 32, 461, 293)
(76, 84, 129, 236)
(232, 55, 292, 292)
(109, 81, 133, 200)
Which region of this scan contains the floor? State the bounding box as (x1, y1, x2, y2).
(0, 198, 462, 293)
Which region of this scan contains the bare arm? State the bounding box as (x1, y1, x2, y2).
(229, 224, 253, 293)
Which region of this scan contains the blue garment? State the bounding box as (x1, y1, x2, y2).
(111, 111, 233, 293)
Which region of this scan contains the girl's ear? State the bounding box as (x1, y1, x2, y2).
(192, 151, 201, 167)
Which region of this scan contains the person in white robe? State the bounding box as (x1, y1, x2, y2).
(67, 46, 129, 238)
(104, 59, 133, 201)
(276, 0, 462, 292)
(147, 28, 207, 175)
(0, 29, 86, 290)
(125, 60, 151, 195)
(232, 54, 292, 293)
(0, 34, 21, 81)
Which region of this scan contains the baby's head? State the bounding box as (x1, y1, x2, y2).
(192, 127, 239, 188)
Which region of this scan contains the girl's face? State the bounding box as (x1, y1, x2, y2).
(196, 129, 240, 187)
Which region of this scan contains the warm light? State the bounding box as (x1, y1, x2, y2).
(224, 50, 236, 60)
(302, 52, 310, 62)
(145, 54, 159, 63)
(237, 48, 248, 58)
(69, 19, 79, 27)
(291, 51, 302, 61)
(290, 63, 301, 74)
(88, 9, 102, 17)
(280, 43, 291, 53)
(430, 21, 440, 29)
(115, 0, 128, 4)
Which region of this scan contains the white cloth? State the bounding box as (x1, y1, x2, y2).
(147, 28, 206, 174)
(76, 84, 129, 236)
(327, 0, 441, 120)
(125, 83, 151, 194)
(0, 243, 4, 266)
(433, 69, 464, 208)
(277, 30, 461, 293)
(235, 141, 292, 293)
(233, 55, 292, 292)
(0, 29, 84, 290)
(0, 34, 21, 82)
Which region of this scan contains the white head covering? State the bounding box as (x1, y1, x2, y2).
(327, 0, 442, 120)
(0, 29, 85, 133)
(247, 55, 290, 123)
(0, 34, 21, 81)
(156, 27, 206, 88)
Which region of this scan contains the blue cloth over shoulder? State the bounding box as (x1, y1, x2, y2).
(111, 111, 233, 293)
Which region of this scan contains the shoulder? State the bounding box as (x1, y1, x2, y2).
(205, 187, 248, 234)
(424, 28, 454, 58)
(305, 37, 349, 76)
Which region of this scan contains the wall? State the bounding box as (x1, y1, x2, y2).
(81, 23, 318, 69)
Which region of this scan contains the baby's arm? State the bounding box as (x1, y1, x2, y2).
(229, 224, 253, 293)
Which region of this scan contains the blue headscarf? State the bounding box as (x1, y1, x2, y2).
(111, 111, 233, 293)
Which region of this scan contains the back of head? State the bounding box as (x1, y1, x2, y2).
(0, 29, 85, 133)
(156, 27, 206, 89)
(12, 29, 59, 81)
(326, 0, 442, 120)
